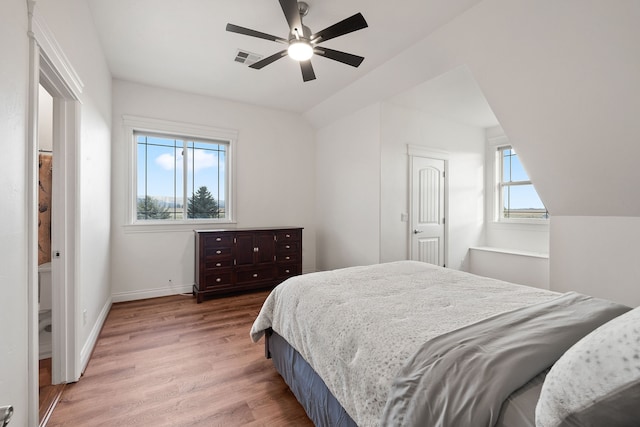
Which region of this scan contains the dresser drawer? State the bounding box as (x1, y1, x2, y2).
(275, 229, 301, 242)
(278, 264, 300, 278)
(236, 267, 276, 284)
(203, 258, 234, 270)
(202, 271, 233, 289)
(203, 246, 233, 260)
(202, 233, 234, 247)
(276, 252, 300, 263)
(276, 241, 300, 254)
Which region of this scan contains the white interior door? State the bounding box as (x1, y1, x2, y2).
(410, 156, 446, 266)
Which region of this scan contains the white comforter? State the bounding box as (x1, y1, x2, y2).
(250, 261, 559, 427)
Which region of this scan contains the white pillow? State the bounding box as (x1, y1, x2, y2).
(536, 306, 640, 427)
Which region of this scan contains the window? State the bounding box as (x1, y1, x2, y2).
(497, 146, 548, 220)
(125, 116, 236, 225)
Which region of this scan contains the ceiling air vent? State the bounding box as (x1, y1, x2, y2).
(234, 50, 263, 66)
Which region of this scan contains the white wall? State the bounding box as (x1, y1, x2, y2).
(315, 101, 485, 273)
(0, 1, 29, 424)
(315, 104, 381, 270)
(551, 217, 640, 307)
(36, 0, 113, 366)
(38, 86, 53, 152)
(306, 0, 640, 304)
(380, 103, 485, 271)
(110, 80, 316, 300)
(485, 222, 549, 254)
(469, 248, 549, 289)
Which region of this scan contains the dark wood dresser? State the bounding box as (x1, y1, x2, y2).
(194, 227, 303, 303)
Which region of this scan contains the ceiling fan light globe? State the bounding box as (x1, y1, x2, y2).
(288, 41, 314, 61)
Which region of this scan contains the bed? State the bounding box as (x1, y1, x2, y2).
(250, 261, 640, 427)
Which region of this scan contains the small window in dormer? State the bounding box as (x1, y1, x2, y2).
(497, 146, 549, 221)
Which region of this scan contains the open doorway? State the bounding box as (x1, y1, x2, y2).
(37, 65, 81, 369)
(28, 18, 83, 422)
(36, 83, 63, 423)
(37, 84, 54, 360)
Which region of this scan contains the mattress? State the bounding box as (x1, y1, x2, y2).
(251, 261, 628, 426)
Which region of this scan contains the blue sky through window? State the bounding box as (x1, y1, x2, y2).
(137, 134, 226, 212)
(501, 147, 547, 217)
(502, 148, 529, 182)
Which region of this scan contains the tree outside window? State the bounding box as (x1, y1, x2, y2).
(137, 196, 171, 220)
(188, 186, 222, 219)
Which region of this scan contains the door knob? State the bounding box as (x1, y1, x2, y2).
(413, 229, 423, 234)
(1, 405, 13, 427)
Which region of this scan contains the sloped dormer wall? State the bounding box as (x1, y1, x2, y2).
(308, 0, 640, 306)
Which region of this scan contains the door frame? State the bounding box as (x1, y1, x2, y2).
(27, 6, 83, 424)
(407, 145, 449, 266)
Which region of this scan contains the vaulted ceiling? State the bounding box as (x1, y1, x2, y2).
(86, 0, 492, 123)
(83, 0, 640, 218)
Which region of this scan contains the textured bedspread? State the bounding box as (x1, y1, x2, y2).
(250, 261, 564, 426)
(381, 292, 629, 427)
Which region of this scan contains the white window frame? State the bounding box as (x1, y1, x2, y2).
(487, 134, 549, 225)
(123, 115, 237, 229)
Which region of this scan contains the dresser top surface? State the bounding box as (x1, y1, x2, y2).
(195, 226, 303, 234)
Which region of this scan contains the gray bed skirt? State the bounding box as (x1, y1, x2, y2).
(267, 329, 357, 427)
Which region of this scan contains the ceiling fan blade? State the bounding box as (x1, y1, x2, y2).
(249, 50, 288, 69)
(300, 60, 316, 82)
(315, 47, 364, 67)
(311, 13, 368, 44)
(279, 0, 303, 36)
(226, 23, 288, 44)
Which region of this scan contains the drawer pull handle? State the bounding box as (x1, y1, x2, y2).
(253, 273, 258, 278)
(216, 263, 222, 267)
(216, 237, 222, 241)
(285, 245, 291, 249)
(216, 278, 222, 282)
(285, 256, 290, 260)
(216, 250, 222, 254)
(285, 234, 290, 238)
(285, 269, 290, 273)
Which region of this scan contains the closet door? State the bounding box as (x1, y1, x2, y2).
(410, 156, 446, 267)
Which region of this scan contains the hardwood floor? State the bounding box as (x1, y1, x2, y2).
(39, 358, 65, 426)
(46, 291, 313, 427)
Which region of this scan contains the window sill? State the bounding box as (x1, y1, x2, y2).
(470, 246, 549, 259)
(490, 219, 549, 229)
(124, 220, 237, 234)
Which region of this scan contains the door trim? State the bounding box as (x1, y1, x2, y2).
(27, 6, 83, 424)
(407, 145, 449, 266)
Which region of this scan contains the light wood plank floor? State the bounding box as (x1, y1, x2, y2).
(40, 358, 65, 426)
(46, 291, 313, 427)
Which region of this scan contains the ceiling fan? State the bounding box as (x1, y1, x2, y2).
(226, 0, 368, 82)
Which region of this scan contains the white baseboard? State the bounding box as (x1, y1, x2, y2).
(112, 284, 194, 303)
(80, 295, 112, 374)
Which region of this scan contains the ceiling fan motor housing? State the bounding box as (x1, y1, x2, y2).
(290, 25, 312, 42)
